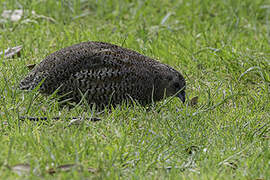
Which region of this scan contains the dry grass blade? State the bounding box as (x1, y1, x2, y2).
(223, 161, 238, 170)
(68, 117, 102, 127)
(31, 11, 56, 23)
(47, 164, 95, 174)
(9, 163, 30, 175)
(19, 116, 101, 123)
(48, 164, 79, 174)
(19, 116, 58, 121)
(57, 164, 82, 172)
(161, 12, 172, 25)
(1, 45, 23, 59)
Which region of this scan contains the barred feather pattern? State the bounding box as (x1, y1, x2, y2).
(20, 42, 186, 108)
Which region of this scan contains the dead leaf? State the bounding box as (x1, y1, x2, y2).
(1, 10, 23, 22)
(1, 45, 22, 59)
(189, 96, 199, 107)
(26, 64, 36, 70)
(9, 163, 30, 175)
(185, 145, 199, 155)
(87, 167, 98, 173)
(47, 168, 56, 174)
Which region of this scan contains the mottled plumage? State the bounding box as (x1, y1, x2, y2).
(20, 42, 186, 108)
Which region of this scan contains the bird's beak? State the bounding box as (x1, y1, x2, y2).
(178, 91, 185, 103)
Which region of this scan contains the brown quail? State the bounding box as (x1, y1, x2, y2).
(20, 42, 186, 108)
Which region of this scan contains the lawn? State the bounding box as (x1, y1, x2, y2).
(0, 0, 269, 179)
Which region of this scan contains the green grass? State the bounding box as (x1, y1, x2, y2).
(0, 0, 269, 179)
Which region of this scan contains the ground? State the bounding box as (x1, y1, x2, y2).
(0, 0, 269, 179)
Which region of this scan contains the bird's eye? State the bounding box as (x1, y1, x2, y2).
(173, 82, 180, 89)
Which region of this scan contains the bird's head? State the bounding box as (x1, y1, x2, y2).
(164, 72, 186, 103)
(154, 64, 186, 103)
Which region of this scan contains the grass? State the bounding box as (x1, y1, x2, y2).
(0, 0, 269, 179)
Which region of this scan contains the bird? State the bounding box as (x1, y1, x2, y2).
(19, 41, 186, 109)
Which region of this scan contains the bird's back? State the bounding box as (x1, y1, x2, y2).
(20, 42, 165, 106)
